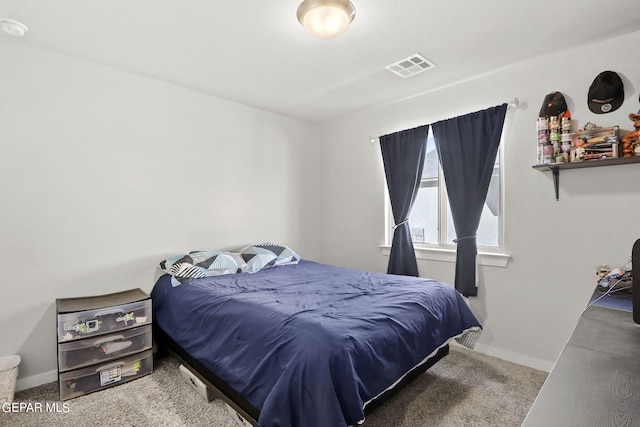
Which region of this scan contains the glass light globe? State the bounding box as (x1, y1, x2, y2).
(297, 0, 356, 39)
(302, 6, 350, 39)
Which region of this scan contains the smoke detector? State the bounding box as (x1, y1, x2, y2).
(386, 53, 435, 78)
(0, 19, 28, 37)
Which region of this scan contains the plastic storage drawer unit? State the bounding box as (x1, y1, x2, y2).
(58, 324, 152, 371)
(57, 299, 152, 343)
(59, 349, 153, 400)
(56, 288, 153, 401)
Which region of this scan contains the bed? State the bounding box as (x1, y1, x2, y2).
(151, 247, 481, 427)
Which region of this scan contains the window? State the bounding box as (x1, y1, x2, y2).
(397, 133, 502, 250)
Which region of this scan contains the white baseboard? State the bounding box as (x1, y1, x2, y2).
(16, 369, 58, 392)
(473, 343, 554, 373)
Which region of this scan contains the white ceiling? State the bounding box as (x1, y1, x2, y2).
(2, 0, 640, 123)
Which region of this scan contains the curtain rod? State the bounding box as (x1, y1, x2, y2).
(369, 98, 520, 143)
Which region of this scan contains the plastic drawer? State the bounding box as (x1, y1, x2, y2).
(57, 299, 152, 342)
(58, 324, 152, 372)
(59, 350, 153, 401)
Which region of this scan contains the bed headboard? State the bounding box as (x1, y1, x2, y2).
(633, 238, 640, 324)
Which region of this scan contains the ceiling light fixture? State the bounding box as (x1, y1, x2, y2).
(0, 18, 28, 37)
(297, 0, 356, 39)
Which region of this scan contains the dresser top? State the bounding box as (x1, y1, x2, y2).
(56, 288, 149, 313)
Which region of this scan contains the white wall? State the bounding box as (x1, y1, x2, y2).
(0, 40, 321, 389)
(318, 30, 640, 371)
(4, 28, 640, 391)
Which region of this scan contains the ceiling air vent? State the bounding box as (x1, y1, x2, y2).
(385, 53, 436, 78)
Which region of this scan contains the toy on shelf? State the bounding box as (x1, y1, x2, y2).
(621, 112, 640, 157)
(583, 122, 599, 131)
(571, 123, 619, 162)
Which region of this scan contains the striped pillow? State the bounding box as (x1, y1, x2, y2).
(160, 251, 247, 286)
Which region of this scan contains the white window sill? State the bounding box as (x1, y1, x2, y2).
(379, 245, 510, 268)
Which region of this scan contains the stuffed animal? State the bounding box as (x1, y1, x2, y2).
(621, 112, 640, 157)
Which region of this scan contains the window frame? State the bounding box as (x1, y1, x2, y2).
(382, 135, 510, 268)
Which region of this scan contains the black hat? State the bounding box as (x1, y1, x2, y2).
(588, 71, 624, 114)
(539, 92, 569, 118)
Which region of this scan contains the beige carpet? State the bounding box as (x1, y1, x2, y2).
(4, 344, 547, 427)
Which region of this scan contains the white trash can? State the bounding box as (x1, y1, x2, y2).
(0, 355, 20, 403)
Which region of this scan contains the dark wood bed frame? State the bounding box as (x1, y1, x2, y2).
(154, 324, 450, 426)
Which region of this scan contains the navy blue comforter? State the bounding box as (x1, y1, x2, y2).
(152, 260, 481, 427)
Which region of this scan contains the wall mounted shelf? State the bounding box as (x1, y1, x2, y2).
(532, 156, 640, 200)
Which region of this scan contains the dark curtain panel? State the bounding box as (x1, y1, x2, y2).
(380, 125, 429, 276)
(432, 104, 507, 296)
